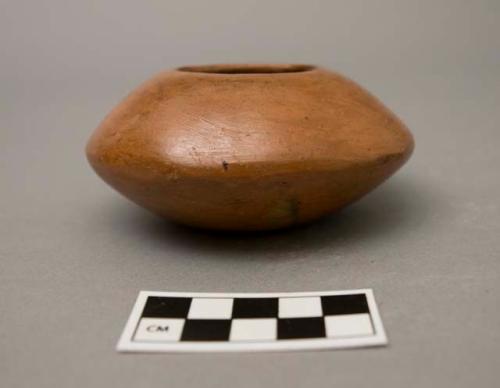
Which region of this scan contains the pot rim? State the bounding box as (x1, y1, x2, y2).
(176, 63, 318, 75)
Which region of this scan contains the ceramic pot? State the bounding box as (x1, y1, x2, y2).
(86, 64, 414, 231)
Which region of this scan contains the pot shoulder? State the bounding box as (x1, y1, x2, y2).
(86, 68, 413, 180)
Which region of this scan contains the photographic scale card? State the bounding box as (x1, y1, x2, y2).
(117, 289, 387, 353)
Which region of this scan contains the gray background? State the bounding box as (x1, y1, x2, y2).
(1, 1, 499, 387)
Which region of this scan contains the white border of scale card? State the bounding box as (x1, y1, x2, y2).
(117, 289, 388, 353)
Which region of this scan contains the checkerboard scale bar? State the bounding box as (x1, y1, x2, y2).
(117, 289, 387, 353)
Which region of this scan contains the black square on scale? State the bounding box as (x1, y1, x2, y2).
(181, 320, 231, 341)
(142, 296, 192, 318)
(278, 318, 326, 340)
(232, 298, 278, 318)
(321, 294, 369, 316)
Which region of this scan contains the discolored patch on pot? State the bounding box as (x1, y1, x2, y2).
(268, 197, 301, 225)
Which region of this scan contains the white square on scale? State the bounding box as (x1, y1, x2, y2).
(188, 298, 234, 319)
(134, 318, 185, 342)
(325, 313, 373, 338)
(230, 319, 277, 341)
(278, 296, 322, 318)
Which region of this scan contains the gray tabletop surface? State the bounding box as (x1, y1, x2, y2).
(1, 1, 499, 387)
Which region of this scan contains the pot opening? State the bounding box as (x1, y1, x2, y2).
(177, 64, 315, 74)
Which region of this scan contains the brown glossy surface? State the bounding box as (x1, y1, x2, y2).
(86, 64, 414, 231)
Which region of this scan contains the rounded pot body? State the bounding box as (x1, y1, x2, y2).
(86, 64, 414, 231)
